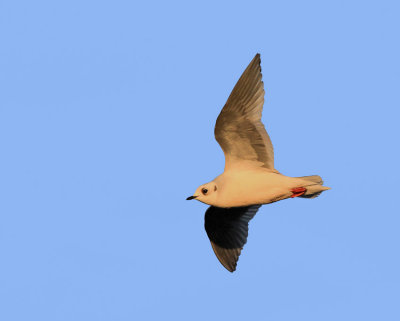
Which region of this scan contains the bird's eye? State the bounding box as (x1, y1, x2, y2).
(201, 188, 208, 195)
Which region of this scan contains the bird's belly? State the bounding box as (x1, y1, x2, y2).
(216, 172, 293, 207)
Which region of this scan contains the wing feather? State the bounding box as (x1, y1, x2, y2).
(204, 205, 261, 272)
(215, 54, 274, 170)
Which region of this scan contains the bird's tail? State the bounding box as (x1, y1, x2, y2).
(296, 175, 323, 184)
(296, 175, 330, 199)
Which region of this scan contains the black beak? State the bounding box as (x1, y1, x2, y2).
(186, 195, 198, 200)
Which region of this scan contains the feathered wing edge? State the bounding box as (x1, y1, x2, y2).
(204, 205, 261, 272)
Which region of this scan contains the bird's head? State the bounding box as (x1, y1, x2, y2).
(186, 182, 218, 205)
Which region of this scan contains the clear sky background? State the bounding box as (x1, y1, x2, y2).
(1, 1, 399, 320)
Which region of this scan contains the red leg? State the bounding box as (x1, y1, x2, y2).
(291, 187, 307, 198)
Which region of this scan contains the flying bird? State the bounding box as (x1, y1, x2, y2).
(187, 54, 330, 272)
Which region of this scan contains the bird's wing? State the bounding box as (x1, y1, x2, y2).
(204, 205, 261, 272)
(214, 54, 274, 170)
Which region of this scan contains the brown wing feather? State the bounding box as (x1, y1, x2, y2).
(214, 54, 274, 170)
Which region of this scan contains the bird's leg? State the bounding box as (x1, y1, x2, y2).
(290, 187, 307, 198)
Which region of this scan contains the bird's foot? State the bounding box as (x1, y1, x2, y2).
(291, 187, 307, 198)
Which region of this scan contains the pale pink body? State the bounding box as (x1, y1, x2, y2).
(196, 168, 329, 208)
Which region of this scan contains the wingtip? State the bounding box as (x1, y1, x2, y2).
(252, 53, 261, 68)
(227, 260, 237, 273)
(225, 265, 236, 273)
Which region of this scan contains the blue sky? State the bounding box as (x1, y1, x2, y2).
(1, 1, 399, 320)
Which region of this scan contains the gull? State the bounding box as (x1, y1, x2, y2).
(186, 54, 330, 272)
